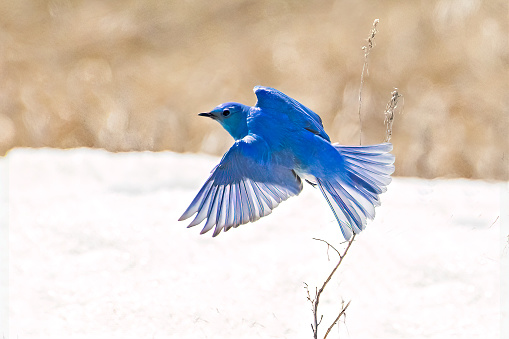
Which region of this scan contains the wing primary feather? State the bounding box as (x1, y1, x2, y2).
(179, 180, 213, 221)
(244, 181, 257, 222)
(188, 185, 216, 228)
(258, 182, 282, 204)
(253, 182, 275, 209)
(250, 182, 262, 221)
(240, 180, 254, 223)
(251, 181, 271, 217)
(238, 180, 250, 225)
(224, 184, 235, 231)
(200, 185, 223, 234)
(266, 183, 287, 201)
(213, 185, 229, 236)
(224, 183, 236, 232)
(229, 182, 241, 230)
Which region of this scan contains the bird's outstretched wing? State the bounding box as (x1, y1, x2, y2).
(179, 135, 303, 236)
(253, 86, 330, 141)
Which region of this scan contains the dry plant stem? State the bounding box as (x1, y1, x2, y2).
(384, 89, 401, 142)
(358, 18, 379, 145)
(307, 18, 380, 339)
(308, 235, 356, 339)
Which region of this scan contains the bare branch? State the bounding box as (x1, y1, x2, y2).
(324, 300, 351, 339)
(316, 235, 355, 303)
(312, 237, 342, 259)
(306, 235, 356, 339)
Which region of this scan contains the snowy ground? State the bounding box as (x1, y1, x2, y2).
(1, 148, 507, 339)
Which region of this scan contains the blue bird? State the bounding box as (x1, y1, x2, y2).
(179, 86, 394, 239)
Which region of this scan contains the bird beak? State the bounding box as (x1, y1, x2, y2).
(198, 112, 215, 119)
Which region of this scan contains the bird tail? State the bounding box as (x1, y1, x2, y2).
(316, 142, 395, 240)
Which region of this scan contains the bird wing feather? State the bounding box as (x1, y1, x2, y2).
(253, 86, 330, 141)
(179, 134, 303, 236)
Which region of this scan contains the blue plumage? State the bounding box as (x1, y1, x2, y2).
(179, 86, 394, 239)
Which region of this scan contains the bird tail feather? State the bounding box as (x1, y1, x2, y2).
(316, 142, 395, 240)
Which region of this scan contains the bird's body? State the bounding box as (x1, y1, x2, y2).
(179, 86, 394, 239)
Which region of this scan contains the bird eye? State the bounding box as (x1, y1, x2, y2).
(222, 109, 230, 117)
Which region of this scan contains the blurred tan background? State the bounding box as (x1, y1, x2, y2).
(0, 0, 507, 179)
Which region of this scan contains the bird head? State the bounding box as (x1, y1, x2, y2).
(199, 102, 250, 140)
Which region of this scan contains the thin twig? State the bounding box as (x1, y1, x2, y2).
(358, 18, 379, 145)
(308, 234, 356, 338)
(488, 216, 499, 228)
(312, 237, 342, 258)
(324, 300, 351, 339)
(316, 235, 355, 303)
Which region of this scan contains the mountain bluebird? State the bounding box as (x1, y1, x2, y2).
(179, 86, 394, 239)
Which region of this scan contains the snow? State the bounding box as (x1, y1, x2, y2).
(1, 148, 506, 338)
